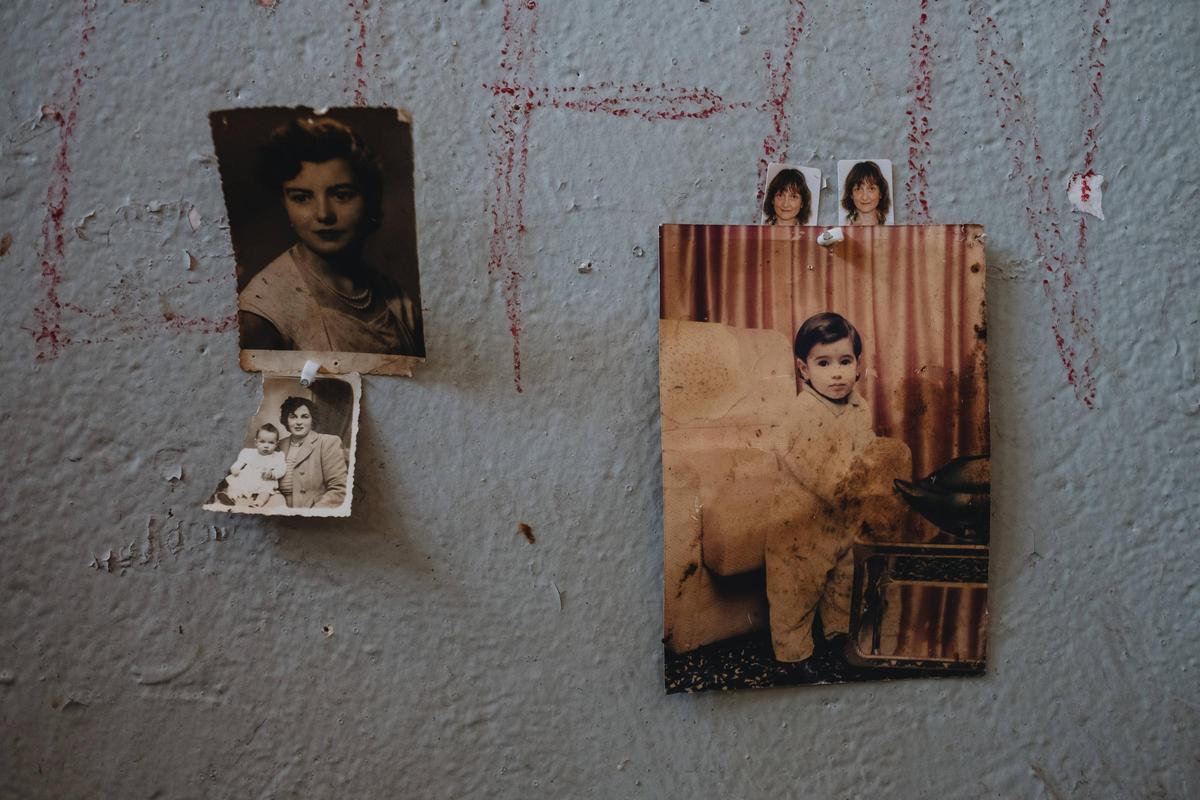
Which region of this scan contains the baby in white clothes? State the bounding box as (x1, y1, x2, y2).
(221, 424, 287, 507)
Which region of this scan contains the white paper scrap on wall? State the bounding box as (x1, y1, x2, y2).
(1067, 172, 1105, 220)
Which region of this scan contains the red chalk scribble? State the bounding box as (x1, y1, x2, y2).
(484, 80, 751, 121)
(904, 1, 934, 222)
(484, 2, 802, 391)
(31, 0, 97, 360)
(1080, 0, 1109, 175)
(486, 0, 541, 392)
(349, 0, 371, 107)
(971, 3, 1107, 408)
(758, 0, 807, 203)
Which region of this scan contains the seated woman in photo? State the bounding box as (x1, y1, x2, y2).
(762, 168, 812, 226)
(277, 395, 348, 509)
(841, 160, 890, 226)
(238, 116, 423, 356)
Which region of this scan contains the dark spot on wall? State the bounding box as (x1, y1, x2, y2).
(517, 522, 535, 543)
(0, 233, 11, 256)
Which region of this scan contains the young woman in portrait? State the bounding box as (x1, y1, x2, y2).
(238, 116, 423, 356)
(840, 160, 891, 226)
(762, 168, 813, 226)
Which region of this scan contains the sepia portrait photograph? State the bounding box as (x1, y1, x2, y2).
(210, 106, 425, 376)
(659, 223, 989, 692)
(836, 158, 895, 226)
(760, 162, 821, 226)
(203, 373, 360, 517)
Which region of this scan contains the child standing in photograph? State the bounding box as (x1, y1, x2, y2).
(767, 312, 901, 665)
(218, 424, 287, 508)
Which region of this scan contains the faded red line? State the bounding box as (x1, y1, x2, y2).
(545, 83, 751, 120)
(758, 0, 807, 203)
(487, 0, 540, 392)
(485, 2, 801, 391)
(486, 80, 750, 121)
(349, 0, 371, 106)
(1080, 0, 1109, 173)
(971, 4, 1103, 408)
(904, 0, 934, 222)
(30, 0, 97, 360)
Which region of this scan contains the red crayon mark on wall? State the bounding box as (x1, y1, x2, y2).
(348, 0, 371, 106)
(486, 0, 540, 392)
(485, 2, 794, 390)
(971, 3, 1110, 408)
(31, 0, 96, 360)
(904, 1, 934, 222)
(758, 0, 807, 203)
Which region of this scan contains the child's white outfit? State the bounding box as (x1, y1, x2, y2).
(225, 448, 287, 503)
(766, 383, 911, 662)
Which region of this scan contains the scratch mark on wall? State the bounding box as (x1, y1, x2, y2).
(88, 514, 199, 574)
(758, 0, 807, 203)
(904, 0, 934, 222)
(1030, 763, 1069, 800)
(970, 3, 1105, 408)
(132, 644, 201, 686)
(30, 0, 97, 360)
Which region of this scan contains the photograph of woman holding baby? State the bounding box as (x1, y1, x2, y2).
(204, 375, 358, 517)
(210, 107, 425, 374)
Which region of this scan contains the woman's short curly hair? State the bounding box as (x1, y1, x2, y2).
(279, 396, 318, 430)
(259, 116, 384, 234)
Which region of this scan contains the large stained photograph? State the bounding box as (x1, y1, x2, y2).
(660, 224, 990, 692)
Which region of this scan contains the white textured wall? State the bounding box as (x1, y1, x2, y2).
(1, 1, 1197, 797)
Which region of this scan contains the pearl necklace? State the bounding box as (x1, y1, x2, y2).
(299, 251, 374, 310)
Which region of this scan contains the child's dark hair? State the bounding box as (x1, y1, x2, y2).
(256, 423, 280, 441)
(259, 116, 384, 234)
(840, 160, 890, 223)
(279, 396, 318, 428)
(793, 312, 863, 362)
(762, 168, 812, 225)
